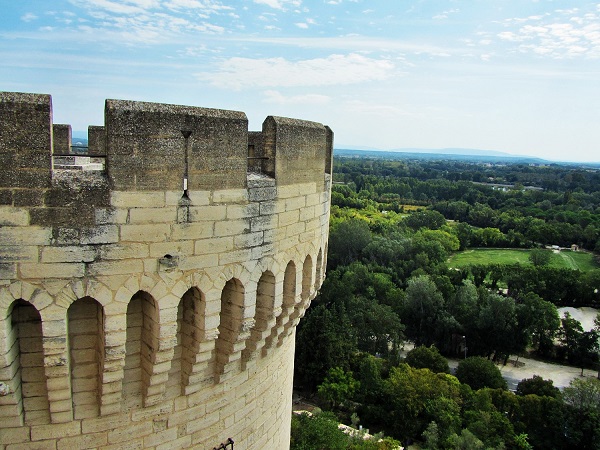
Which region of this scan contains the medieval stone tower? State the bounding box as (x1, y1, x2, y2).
(0, 92, 332, 449)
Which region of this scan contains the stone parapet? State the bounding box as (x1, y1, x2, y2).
(0, 92, 331, 449)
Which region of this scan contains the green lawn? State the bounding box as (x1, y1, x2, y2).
(447, 248, 599, 272)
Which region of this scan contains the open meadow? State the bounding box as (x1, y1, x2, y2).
(447, 248, 599, 272)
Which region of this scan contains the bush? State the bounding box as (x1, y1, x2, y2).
(516, 375, 560, 398)
(405, 345, 450, 373)
(455, 357, 507, 391)
(291, 411, 348, 450)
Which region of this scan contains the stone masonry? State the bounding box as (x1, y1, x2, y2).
(0, 92, 332, 449)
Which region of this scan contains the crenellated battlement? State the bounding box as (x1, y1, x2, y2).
(0, 92, 332, 449)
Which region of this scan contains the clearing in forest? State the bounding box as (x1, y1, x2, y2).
(447, 248, 599, 272)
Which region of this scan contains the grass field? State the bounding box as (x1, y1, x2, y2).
(447, 248, 599, 272)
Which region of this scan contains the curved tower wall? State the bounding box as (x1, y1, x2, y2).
(0, 92, 332, 449)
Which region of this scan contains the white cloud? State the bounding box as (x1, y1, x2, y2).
(263, 90, 330, 104)
(295, 22, 309, 29)
(493, 5, 600, 59)
(253, 0, 301, 10)
(433, 8, 459, 20)
(195, 53, 395, 90)
(21, 13, 38, 22)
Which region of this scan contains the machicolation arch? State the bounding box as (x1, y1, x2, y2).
(0, 91, 332, 449)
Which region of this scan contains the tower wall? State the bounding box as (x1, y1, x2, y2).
(0, 92, 332, 450)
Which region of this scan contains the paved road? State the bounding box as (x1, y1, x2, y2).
(448, 355, 598, 390)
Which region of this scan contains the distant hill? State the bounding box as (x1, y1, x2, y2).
(334, 148, 548, 164)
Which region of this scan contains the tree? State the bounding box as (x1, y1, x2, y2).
(520, 293, 560, 357)
(290, 411, 349, 450)
(557, 312, 584, 364)
(317, 367, 359, 409)
(383, 364, 462, 441)
(328, 218, 372, 266)
(516, 375, 560, 398)
(562, 378, 600, 449)
(405, 209, 446, 230)
(402, 275, 445, 346)
(295, 304, 357, 390)
(455, 357, 507, 391)
(528, 248, 551, 267)
(446, 429, 485, 449)
(475, 292, 525, 363)
(405, 345, 450, 374)
(563, 377, 600, 412)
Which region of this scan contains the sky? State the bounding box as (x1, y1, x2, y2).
(1, 1, 599, 162)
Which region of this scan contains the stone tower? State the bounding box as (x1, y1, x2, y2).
(0, 92, 332, 449)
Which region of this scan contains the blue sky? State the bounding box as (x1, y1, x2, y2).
(1, 1, 599, 162)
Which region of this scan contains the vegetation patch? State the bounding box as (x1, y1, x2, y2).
(448, 248, 599, 272)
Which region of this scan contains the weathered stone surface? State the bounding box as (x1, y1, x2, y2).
(0, 92, 331, 450)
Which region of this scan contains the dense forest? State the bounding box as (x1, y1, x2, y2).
(292, 156, 600, 449)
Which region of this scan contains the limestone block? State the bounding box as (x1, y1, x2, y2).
(156, 435, 191, 450)
(143, 427, 178, 447)
(80, 225, 119, 245)
(87, 260, 144, 277)
(284, 196, 306, 211)
(234, 232, 264, 249)
(0, 426, 30, 444)
(19, 262, 85, 280)
(111, 191, 165, 208)
(0, 262, 17, 278)
(41, 246, 96, 263)
(299, 205, 316, 221)
(30, 420, 81, 441)
(226, 203, 260, 220)
(0, 207, 29, 226)
(57, 431, 108, 450)
(286, 222, 305, 238)
(0, 245, 38, 262)
(0, 227, 51, 246)
(258, 201, 276, 216)
(305, 192, 321, 207)
(278, 210, 299, 227)
(182, 190, 211, 206)
(248, 187, 276, 202)
(107, 421, 153, 444)
(95, 208, 128, 225)
(277, 183, 316, 198)
(99, 243, 149, 260)
(120, 224, 171, 243)
(214, 220, 249, 238)
(194, 236, 234, 255)
(178, 254, 217, 271)
(212, 189, 248, 204)
(187, 205, 226, 222)
(149, 240, 194, 258)
(218, 249, 252, 266)
(171, 222, 213, 240)
(250, 216, 274, 233)
(128, 207, 176, 225)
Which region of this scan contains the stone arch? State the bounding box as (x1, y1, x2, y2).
(214, 278, 246, 379)
(166, 287, 206, 397)
(264, 261, 296, 354)
(315, 248, 323, 292)
(5, 299, 50, 425)
(122, 291, 159, 410)
(242, 270, 276, 368)
(67, 297, 104, 419)
(301, 255, 313, 302)
(277, 258, 308, 347)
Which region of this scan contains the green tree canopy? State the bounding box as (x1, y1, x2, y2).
(529, 248, 552, 267)
(516, 375, 560, 398)
(455, 357, 507, 391)
(405, 345, 450, 374)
